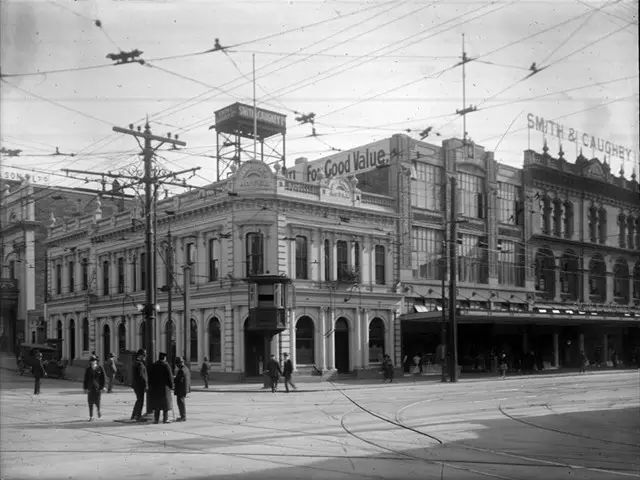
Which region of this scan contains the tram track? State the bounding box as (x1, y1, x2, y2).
(329, 381, 640, 479)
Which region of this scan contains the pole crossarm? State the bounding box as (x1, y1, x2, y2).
(112, 126, 186, 147)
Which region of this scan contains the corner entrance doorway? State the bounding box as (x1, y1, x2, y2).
(245, 331, 266, 377)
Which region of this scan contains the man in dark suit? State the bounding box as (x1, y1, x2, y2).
(282, 353, 297, 393)
(83, 355, 105, 421)
(173, 357, 191, 422)
(148, 352, 174, 424)
(32, 351, 46, 395)
(130, 349, 148, 422)
(265, 354, 282, 393)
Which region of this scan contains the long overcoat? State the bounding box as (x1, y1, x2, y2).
(148, 360, 174, 411)
(173, 365, 191, 398)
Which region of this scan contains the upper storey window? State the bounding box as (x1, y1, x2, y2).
(411, 163, 443, 211)
(457, 172, 485, 219)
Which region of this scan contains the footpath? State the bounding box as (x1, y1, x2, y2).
(1, 352, 633, 392)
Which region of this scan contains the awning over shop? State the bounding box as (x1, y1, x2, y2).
(399, 307, 640, 326)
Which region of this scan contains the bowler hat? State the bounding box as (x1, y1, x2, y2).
(283, 353, 289, 357)
(175, 356, 183, 364)
(136, 349, 146, 356)
(158, 352, 167, 361)
(108, 352, 114, 358)
(89, 355, 98, 362)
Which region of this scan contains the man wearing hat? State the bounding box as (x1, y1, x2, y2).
(173, 357, 191, 422)
(31, 350, 46, 395)
(130, 349, 148, 422)
(282, 353, 297, 393)
(83, 355, 105, 421)
(265, 353, 282, 393)
(148, 352, 174, 424)
(104, 352, 118, 393)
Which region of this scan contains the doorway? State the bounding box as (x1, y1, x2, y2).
(335, 318, 349, 373)
(103, 324, 110, 360)
(245, 331, 266, 377)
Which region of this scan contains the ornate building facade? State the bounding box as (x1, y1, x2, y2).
(42, 133, 640, 378)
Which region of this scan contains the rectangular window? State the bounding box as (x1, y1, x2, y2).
(457, 172, 485, 219)
(140, 253, 146, 290)
(68, 261, 75, 293)
(208, 239, 219, 281)
(246, 233, 264, 276)
(353, 241, 360, 283)
(456, 233, 488, 284)
(411, 227, 444, 280)
(8, 260, 15, 279)
(324, 239, 331, 281)
(375, 245, 386, 285)
(117, 257, 125, 293)
(411, 163, 443, 210)
(131, 256, 137, 292)
(186, 243, 196, 284)
(497, 182, 521, 225)
(295, 236, 308, 279)
(56, 264, 62, 294)
(103, 260, 110, 296)
(497, 240, 525, 287)
(337, 240, 349, 281)
(81, 259, 88, 291)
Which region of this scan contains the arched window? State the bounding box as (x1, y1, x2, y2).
(190, 319, 198, 363)
(563, 201, 574, 239)
(208, 318, 221, 363)
(103, 324, 111, 360)
(559, 250, 579, 301)
(589, 205, 598, 242)
(118, 322, 126, 353)
(534, 249, 555, 299)
(139, 321, 146, 350)
(82, 317, 89, 351)
(618, 213, 627, 248)
(613, 259, 629, 304)
(542, 196, 552, 235)
(368, 318, 385, 364)
(588, 254, 606, 302)
(246, 232, 264, 276)
(165, 320, 176, 364)
(69, 319, 76, 360)
(598, 207, 607, 244)
(633, 261, 640, 303)
(295, 316, 314, 365)
(552, 199, 563, 236)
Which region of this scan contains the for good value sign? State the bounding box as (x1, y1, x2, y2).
(290, 139, 390, 182)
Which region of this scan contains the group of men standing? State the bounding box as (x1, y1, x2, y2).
(130, 349, 191, 423)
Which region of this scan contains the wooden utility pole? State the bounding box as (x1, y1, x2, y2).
(449, 175, 459, 382)
(112, 122, 185, 366)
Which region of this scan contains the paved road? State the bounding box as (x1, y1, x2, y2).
(1, 369, 638, 480)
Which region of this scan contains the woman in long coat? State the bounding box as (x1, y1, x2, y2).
(148, 353, 174, 423)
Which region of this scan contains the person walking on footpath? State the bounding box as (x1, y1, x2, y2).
(282, 353, 297, 393)
(83, 355, 105, 421)
(148, 352, 174, 424)
(382, 354, 394, 383)
(200, 357, 210, 389)
(265, 354, 282, 393)
(32, 351, 46, 395)
(173, 357, 191, 422)
(104, 352, 117, 393)
(580, 350, 589, 374)
(130, 349, 148, 422)
(499, 353, 508, 379)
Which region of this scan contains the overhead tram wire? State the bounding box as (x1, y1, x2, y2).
(312, 0, 625, 126)
(140, 1, 398, 124)
(475, 21, 635, 111)
(169, 1, 503, 137)
(154, 0, 418, 131)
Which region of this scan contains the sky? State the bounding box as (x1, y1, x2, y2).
(1, 0, 638, 192)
